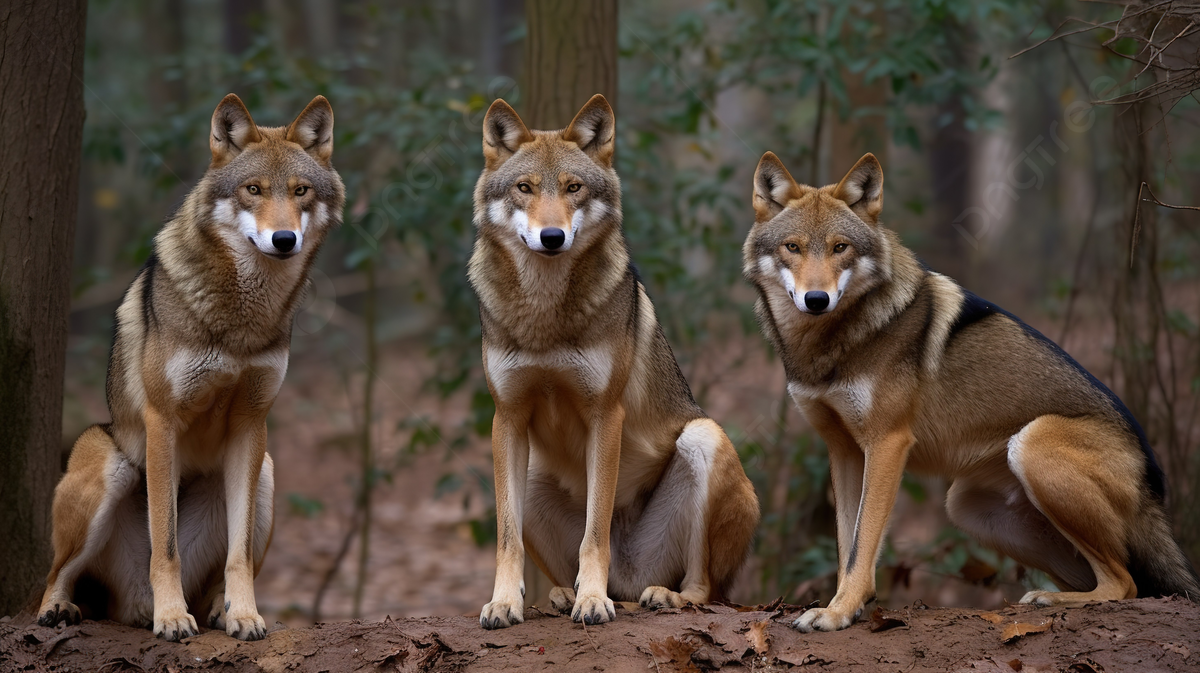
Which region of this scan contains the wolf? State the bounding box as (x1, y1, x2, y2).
(743, 151, 1199, 632)
(467, 94, 760, 629)
(36, 94, 345, 641)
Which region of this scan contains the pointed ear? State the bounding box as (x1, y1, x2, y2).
(482, 99, 533, 170)
(753, 152, 802, 222)
(287, 95, 335, 167)
(562, 94, 616, 168)
(210, 94, 262, 168)
(833, 153, 884, 223)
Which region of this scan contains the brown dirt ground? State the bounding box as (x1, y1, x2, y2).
(3, 597, 1198, 672)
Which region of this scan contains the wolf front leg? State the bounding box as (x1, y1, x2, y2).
(221, 421, 268, 640)
(480, 404, 532, 629)
(572, 403, 624, 625)
(794, 426, 913, 633)
(145, 405, 197, 641)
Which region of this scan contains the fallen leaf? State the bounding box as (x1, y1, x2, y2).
(745, 619, 770, 654)
(869, 607, 908, 632)
(647, 636, 699, 671)
(1008, 658, 1023, 671)
(977, 612, 1004, 625)
(1001, 617, 1054, 643)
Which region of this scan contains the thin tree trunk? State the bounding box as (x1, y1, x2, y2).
(0, 0, 88, 616)
(523, 0, 617, 129)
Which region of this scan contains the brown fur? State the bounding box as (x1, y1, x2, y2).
(37, 94, 345, 641)
(744, 152, 1199, 632)
(469, 95, 759, 629)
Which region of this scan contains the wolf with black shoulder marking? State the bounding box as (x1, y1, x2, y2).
(743, 150, 1199, 633)
(37, 94, 345, 641)
(468, 94, 760, 629)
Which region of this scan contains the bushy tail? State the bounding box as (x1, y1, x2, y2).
(1127, 502, 1200, 600)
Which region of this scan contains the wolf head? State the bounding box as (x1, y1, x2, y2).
(204, 94, 345, 261)
(473, 94, 621, 258)
(743, 152, 887, 316)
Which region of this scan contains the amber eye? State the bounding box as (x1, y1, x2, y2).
(785, 242, 801, 253)
(294, 186, 309, 196)
(247, 185, 261, 195)
(566, 183, 582, 193)
(517, 182, 533, 194)
(833, 243, 848, 253)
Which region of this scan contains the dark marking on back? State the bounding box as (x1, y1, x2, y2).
(949, 289, 1166, 500)
(140, 251, 159, 329)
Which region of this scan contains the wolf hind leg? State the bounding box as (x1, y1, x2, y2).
(946, 466, 1095, 592)
(38, 426, 140, 626)
(1007, 415, 1141, 606)
(522, 467, 586, 614)
(634, 419, 757, 610)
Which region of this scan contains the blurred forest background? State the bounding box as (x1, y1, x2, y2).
(12, 0, 1199, 625)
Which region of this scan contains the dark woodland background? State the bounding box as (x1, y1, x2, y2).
(2, 0, 1198, 627)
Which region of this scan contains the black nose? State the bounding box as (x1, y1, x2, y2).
(272, 231, 297, 253)
(804, 291, 830, 311)
(540, 227, 566, 250)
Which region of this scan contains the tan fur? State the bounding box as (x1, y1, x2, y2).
(469, 95, 759, 629)
(38, 94, 343, 641)
(744, 152, 1199, 632)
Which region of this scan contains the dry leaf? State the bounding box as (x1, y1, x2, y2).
(1001, 617, 1053, 643)
(1008, 658, 1023, 671)
(977, 612, 1004, 625)
(745, 619, 770, 654)
(648, 636, 699, 671)
(869, 607, 908, 632)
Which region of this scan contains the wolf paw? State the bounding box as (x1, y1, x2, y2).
(1019, 590, 1057, 607)
(549, 587, 576, 614)
(207, 595, 227, 630)
(154, 609, 199, 641)
(37, 601, 81, 627)
(571, 593, 615, 625)
(225, 605, 266, 641)
(639, 586, 686, 609)
(480, 598, 524, 629)
(792, 605, 859, 633)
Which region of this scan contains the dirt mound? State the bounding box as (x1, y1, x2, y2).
(3, 597, 1196, 672)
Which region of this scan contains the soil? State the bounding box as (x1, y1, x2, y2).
(3, 597, 1197, 672)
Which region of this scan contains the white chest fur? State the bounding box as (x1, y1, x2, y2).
(789, 376, 875, 427)
(485, 345, 613, 402)
(164, 347, 289, 406)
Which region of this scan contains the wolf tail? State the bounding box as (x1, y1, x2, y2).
(1126, 499, 1200, 600)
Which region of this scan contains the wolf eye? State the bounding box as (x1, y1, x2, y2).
(833, 243, 848, 253)
(566, 183, 582, 193)
(294, 186, 309, 196)
(247, 185, 261, 195)
(517, 182, 533, 194)
(785, 242, 801, 254)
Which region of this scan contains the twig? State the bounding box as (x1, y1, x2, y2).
(1131, 181, 1200, 267)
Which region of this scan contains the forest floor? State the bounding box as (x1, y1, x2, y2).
(2, 597, 1198, 672)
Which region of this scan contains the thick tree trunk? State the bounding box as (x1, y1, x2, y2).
(0, 0, 87, 616)
(523, 0, 617, 129)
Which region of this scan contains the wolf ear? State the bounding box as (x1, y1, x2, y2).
(287, 96, 335, 167)
(753, 152, 802, 222)
(210, 94, 262, 168)
(833, 153, 884, 224)
(562, 94, 616, 168)
(482, 99, 533, 170)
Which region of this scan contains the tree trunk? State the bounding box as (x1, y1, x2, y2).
(523, 0, 617, 129)
(0, 0, 88, 616)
